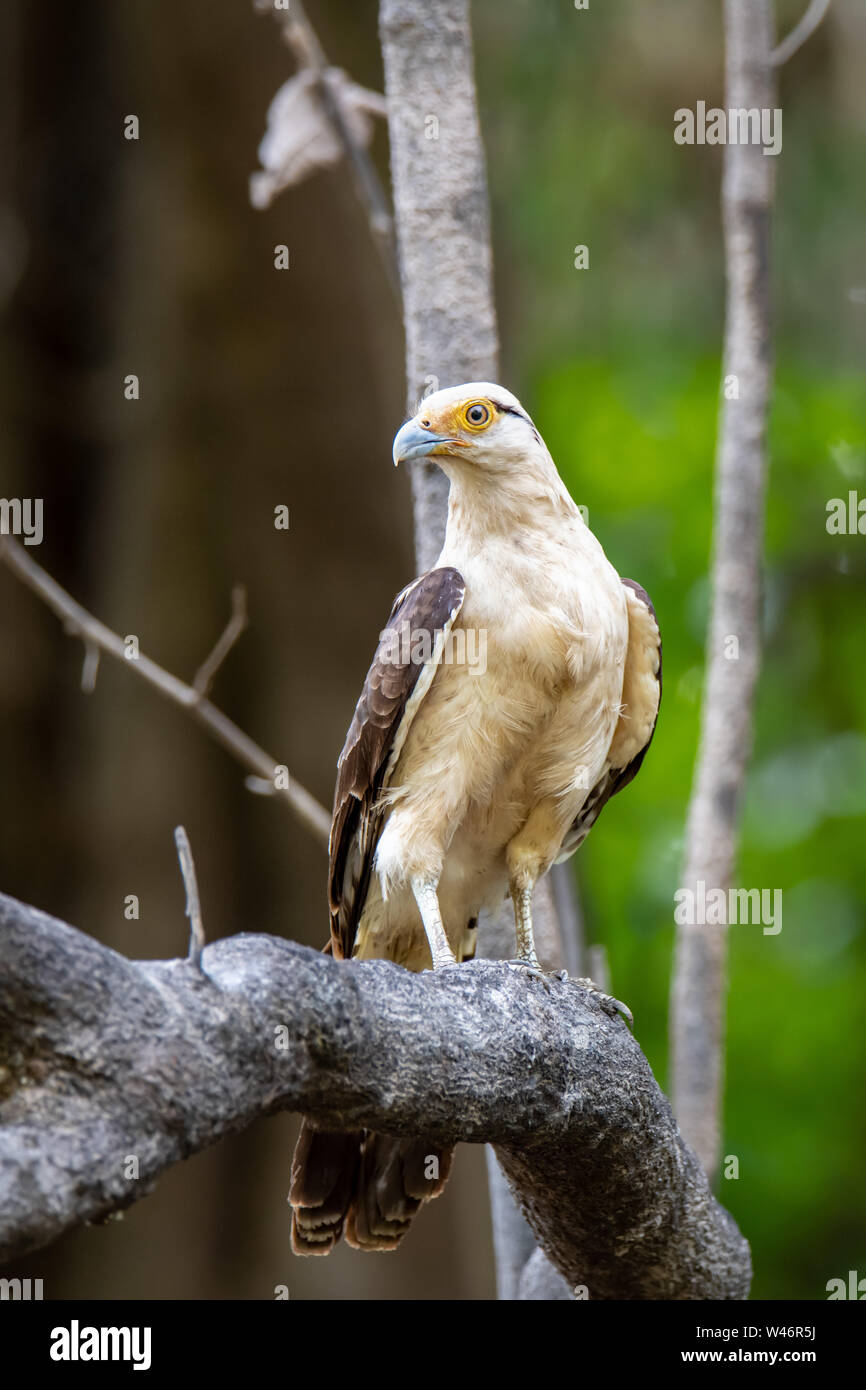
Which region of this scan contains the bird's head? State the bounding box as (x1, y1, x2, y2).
(392, 383, 543, 477)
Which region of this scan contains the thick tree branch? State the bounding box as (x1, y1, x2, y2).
(0, 536, 331, 847)
(0, 891, 750, 1299)
(379, 0, 499, 572)
(671, 0, 776, 1176)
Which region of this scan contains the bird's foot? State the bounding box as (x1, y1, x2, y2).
(572, 975, 633, 1028)
(503, 957, 567, 991)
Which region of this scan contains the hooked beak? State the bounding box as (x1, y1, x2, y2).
(392, 419, 460, 468)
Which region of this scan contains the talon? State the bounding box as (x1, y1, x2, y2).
(504, 958, 554, 989)
(505, 957, 542, 976)
(574, 976, 634, 1027)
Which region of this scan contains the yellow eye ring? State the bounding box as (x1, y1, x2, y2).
(461, 400, 492, 430)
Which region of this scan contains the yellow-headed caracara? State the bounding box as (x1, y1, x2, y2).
(290, 383, 661, 1254)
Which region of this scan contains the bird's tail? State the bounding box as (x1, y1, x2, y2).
(289, 1121, 453, 1255)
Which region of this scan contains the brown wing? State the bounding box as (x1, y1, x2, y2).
(558, 577, 662, 860)
(328, 566, 466, 960)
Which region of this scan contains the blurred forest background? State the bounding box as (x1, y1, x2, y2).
(1, 0, 864, 1300)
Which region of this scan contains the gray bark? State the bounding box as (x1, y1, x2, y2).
(379, 0, 499, 572)
(475, 858, 577, 1297)
(0, 891, 750, 1298)
(671, 0, 776, 1176)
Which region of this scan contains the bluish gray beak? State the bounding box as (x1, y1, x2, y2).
(392, 419, 453, 467)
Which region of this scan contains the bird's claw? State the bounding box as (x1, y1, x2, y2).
(501, 963, 632, 1021)
(573, 976, 634, 1028)
(504, 958, 567, 991)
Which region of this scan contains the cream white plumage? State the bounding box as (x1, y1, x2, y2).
(350, 382, 660, 971)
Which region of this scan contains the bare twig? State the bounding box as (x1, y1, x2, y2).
(586, 943, 611, 995)
(173, 826, 206, 968)
(255, 0, 399, 297)
(771, 0, 831, 65)
(193, 584, 248, 697)
(80, 641, 100, 694)
(0, 890, 751, 1298)
(670, 0, 776, 1177)
(245, 775, 279, 796)
(0, 537, 331, 847)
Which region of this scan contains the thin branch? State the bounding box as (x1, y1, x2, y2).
(174, 826, 206, 968)
(255, 0, 400, 297)
(670, 0, 776, 1177)
(771, 0, 831, 65)
(586, 943, 611, 994)
(0, 537, 331, 848)
(0, 891, 751, 1298)
(80, 640, 100, 694)
(193, 584, 248, 698)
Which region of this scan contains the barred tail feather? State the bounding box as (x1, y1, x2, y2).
(290, 1122, 453, 1256)
(289, 1124, 362, 1255)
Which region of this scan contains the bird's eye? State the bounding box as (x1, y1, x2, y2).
(464, 401, 491, 429)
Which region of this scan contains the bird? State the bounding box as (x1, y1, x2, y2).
(289, 382, 661, 1255)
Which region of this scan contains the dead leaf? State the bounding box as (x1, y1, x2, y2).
(250, 67, 386, 209)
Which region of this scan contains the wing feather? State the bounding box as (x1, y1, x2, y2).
(558, 578, 662, 860)
(328, 567, 465, 959)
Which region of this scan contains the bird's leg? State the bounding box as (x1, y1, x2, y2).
(411, 875, 457, 970)
(505, 804, 566, 981)
(504, 867, 554, 987)
(509, 875, 632, 1017)
(510, 877, 542, 974)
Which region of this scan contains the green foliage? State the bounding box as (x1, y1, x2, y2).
(474, 0, 865, 1299)
(534, 356, 865, 1298)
